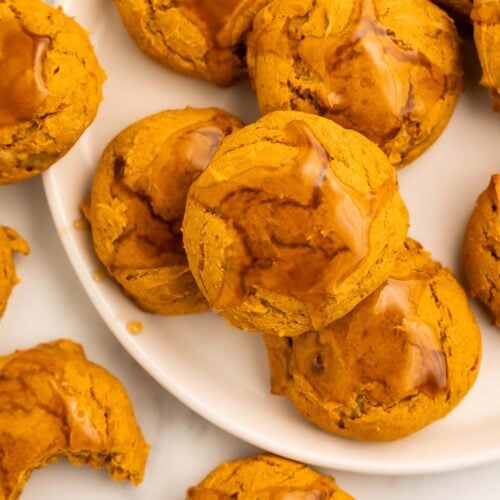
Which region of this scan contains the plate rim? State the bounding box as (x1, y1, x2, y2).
(42, 0, 500, 476)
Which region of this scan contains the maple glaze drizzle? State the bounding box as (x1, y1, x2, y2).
(0, 19, 51, 126)
(194, 120, 375, 324)
(325, 0, 450, 143)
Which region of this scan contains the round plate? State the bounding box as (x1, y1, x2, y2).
(44, 0, 500, 475)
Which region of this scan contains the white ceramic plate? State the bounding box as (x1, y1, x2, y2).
(44, 0, 500, 475)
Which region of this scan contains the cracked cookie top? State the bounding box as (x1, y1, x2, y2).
(186, 454, 352, 500)
(183, 110, 409, 336)
(0, 0, 105, 184)
(0, 339, 149, 500)
(113, 0, 271, 86)
(0, 226, 29, 320)
(247, 0, 463, 167)
(463, 174, 500, 325)
(265, 239, 482, 441)
(87, 107, 243, 316)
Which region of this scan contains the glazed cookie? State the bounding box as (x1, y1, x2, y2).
(87, 107, 243, 316)
(113, 0, 271, 86)
(472, 0, 500, 110)
(463, 174, 500, 325)
(0, 0, 105, 184)
(186, 454, 352, 499)
(247, 0, 463, 167)
(0, 226, 29, 319)
(0, 339, 150, 499)
(184, 111, 409, 337)
(265, 239, 482, 441)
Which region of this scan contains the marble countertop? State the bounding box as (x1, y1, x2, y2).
(0, 177, 499, 500)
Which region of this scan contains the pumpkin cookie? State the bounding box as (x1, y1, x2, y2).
(0, 226, 29, 319)
(247, 0, 463, 167)
(0, 0, 105, 184)
(113, 0, 271, 86)
(463, 174, 500, 325)
(87, 107, 243, 316)
(472, 0, 500, 110)
(186, 454, 352, 500)
(265, 239, 482, 441)
(0, 339, 150, 500)
(184, 111, 409, 337)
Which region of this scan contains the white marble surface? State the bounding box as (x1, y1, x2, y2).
(0, 178, 499, 500)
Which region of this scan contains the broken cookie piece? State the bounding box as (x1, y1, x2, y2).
(0, 339, 150, 500)
(0, 226, 29, 319)
(463, 174, 500, 325)
(186, 454, 352, 499)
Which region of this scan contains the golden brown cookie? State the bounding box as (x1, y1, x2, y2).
(113, 0, 271, 86)
(0, 0, 105, 184)
(0, 339, 150, 499)
(186, 454, 352, 500)
(0, 226, 29, 319)
(472, 0, 500, 110)
(265, 239, 482, 441)
(463, 174, 500, 325)
(433, 0, 474, 17)
(87, 107, 243, 316)
(247, 0, 463, 167)
(184, 110, 409, 337)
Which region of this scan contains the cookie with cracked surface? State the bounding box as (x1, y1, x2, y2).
(0, 226, 29, 319)
(0, 0, 105, 184)
(86, 107, 243, 316)
(472, 0, 500, 110)
(183, 111, 409, 337)
(186, 454, 352, 499)
(0, 339, 150, 500)
(463, 174, 500, 325)
(247, 0, 463, 167)
(113, 0, 271, 86)
(265, 239, 481, 441)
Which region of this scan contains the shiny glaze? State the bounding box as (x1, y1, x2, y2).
(289, 275, 448, 404)
(0, 19, 50, 126)
(108, 121, 229, 271)
(373, 278, 448, 397)
(325, 0, 450, 143)
(194, 120, 375, 324)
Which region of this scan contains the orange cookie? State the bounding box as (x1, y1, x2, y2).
(265, 240, 481, 440)
(0, 339, 150, 499)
